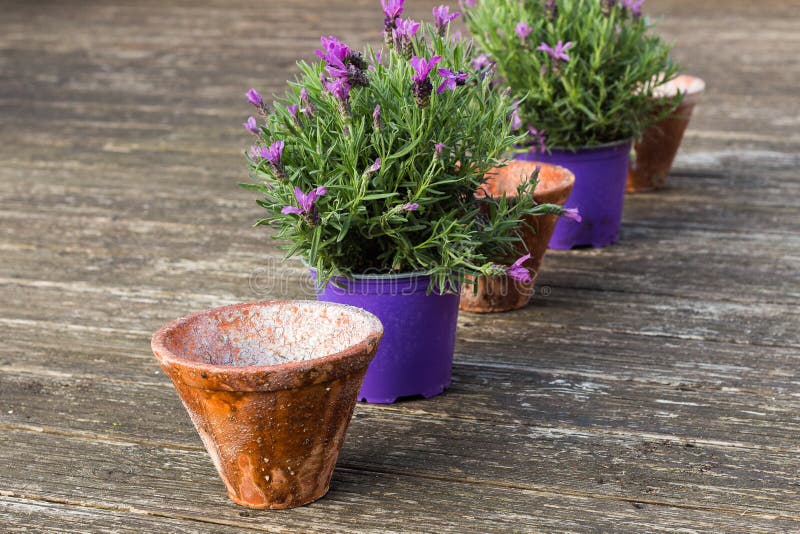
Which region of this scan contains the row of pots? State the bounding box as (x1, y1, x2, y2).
(150, 75, 704, 510)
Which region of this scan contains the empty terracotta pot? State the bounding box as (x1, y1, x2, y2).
(151, 300, 383, 509)
(460, 161, 575, 313)
(627, 74, 705, 193)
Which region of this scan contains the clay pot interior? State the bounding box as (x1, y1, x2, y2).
(159, 300, 382, 368)
(478, 160, 575, 204)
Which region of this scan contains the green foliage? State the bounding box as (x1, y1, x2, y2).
(243, 21, 565, 291)
(464, 0, 680, 151)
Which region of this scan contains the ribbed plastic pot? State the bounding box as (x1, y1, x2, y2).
(460, 161, 575, 313)
(628, 75, 706, 193)
(516, 140, 632, 249)
(312, 271, 460, 404)
(151, 300, 383, 509)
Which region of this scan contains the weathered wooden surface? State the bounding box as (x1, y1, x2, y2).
(1, 0, 799, 531)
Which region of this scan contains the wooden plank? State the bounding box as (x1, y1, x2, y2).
(3, 361, 800, 511)
(0, 496, 245, 534)
(2, 427, 799, 533)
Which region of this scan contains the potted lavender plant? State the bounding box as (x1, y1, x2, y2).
(241, 3, 568, 403)
(464, 0, 679, 248)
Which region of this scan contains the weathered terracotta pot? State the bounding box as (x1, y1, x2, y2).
(460, 161, 575, 313)
(627, 75, 705, 193)
(151, 300, 383, 509)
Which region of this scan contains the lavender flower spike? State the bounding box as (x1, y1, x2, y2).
(510, 108, 522, 131)
(562, 207, 582, 223)
(392, 18, 420, 57)
(281, 185, 327, 225)
(537, 40, 575, 63)
(543, 0, 558, 21)
(506, 254, 532, 283)
(287, 105, 300, 126)
(381, 0, 404, 20)
(411, 56, 441, 82)
(402, 202, 419, 211)
(410, 55, 441, 107)
(622, 0, 644, 18)
(246, 88, 263, 108)
(433, 5, 460, 36)
(515, 22, 532, 43)
(382, 0, 405, 46)
(436, 68, 469, 94)
(258, 140, 286, 180)
(373, 104, 382, 130)
(434, 142, 445, 154)
(243, 116, 259, 134)
(366, 158, 382, 174)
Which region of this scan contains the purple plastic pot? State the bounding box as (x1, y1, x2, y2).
(516, 140, 632, 249)
(311, 271, 460, 404)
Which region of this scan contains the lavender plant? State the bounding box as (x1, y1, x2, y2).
(463, 0, 680, 152)
(242, 3, 570, 290)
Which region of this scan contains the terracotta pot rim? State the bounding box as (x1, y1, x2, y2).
(151, 299, 383, 391)
(478, 161, 575, 201)
(654, 74, 706, 99)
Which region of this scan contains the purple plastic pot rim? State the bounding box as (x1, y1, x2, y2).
(513, 138, 633, 157)
(308, 266, 460, 296)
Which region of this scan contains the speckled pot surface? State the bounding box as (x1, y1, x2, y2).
(460, 161, 574, 313)
(151, 300, 383, 509)
(628, 75, 705, 193)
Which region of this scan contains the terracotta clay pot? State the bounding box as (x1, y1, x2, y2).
(627, 75, 706, 193)
(151, 300, 383, 509)
(460, 161, 575, 313)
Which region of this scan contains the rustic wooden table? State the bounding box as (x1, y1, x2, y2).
(2, 0, 799, 531)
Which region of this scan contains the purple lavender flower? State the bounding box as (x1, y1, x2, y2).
(382, 0, 405, 46)
(255, 140, 287, 179)
(392, 18, 420, 57)
(537, 40, 575, 63)
(381, 0, 404, 20)
(510, 108, 522, 131)
(403, 202, 419, 211)
(287, 105, 300, 125)
(243, 116, 259, 134)
(324, 77, 351, 102)
(434, 142, 445, 154)
(562, 207, 582, 223)
(471, 53, 492, 71)
(433, 5, 460, 36)
(373, 104, 382, 130)
(281, 186, 327, 225)
(459, 0, 477, 8)
(366, 158, 382, 174)
(506, 254, 532, 283)
(410, 55, 441, 107)
(246, 88, 263, 108)
(411, 56, 441, 82)
(515, 22, 532, 43)
(622, 0, 644, 18)
(543, 0, 558, 21)
(259, 140, 284, 165)
(436, 68, 469, 94)
(316, 36, 369, 88)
